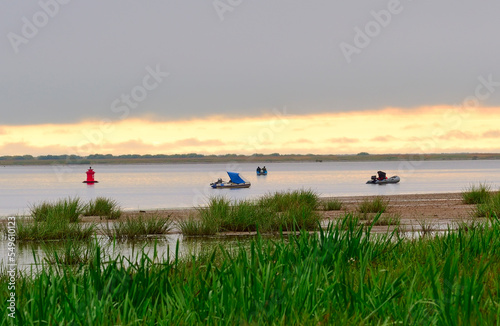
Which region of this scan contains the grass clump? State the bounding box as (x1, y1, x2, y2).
(185, 190, 321, 235)
(103, 212, 172, 240)
(29, 202, 52, 222)
(14, 217, 95, 241)
(321, 198, 343, 211)
(462, 183, 492, 204)
(83, 197, 121, 219)
(178, 215, 219, 236)
(259, 188, 319, 211)
(29, 197, 83, 222)
(474, 191, 500, 218)
(357, 196, 389, 214)
(16, 197, 94, 241)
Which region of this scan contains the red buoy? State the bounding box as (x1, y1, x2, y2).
(83, 166, 98, 184)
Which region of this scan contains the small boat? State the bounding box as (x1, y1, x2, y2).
(366, 171, 400, 184)
(211, 172, 251, 189)
(256, 166, 267, 176)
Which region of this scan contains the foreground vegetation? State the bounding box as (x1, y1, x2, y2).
(2, 214, 499, 325)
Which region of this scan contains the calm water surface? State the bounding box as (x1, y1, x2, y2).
(2, 159, 499, 266)
(1, 160, 500, 216)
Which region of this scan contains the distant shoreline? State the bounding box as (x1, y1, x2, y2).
(1, 153, 500, 166)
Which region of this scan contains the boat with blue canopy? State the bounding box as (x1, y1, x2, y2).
(210, 172, 251, 188)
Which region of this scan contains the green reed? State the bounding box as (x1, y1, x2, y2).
(83, 197, 122, 219)
(2, 214, 499, 325)
(13, 216, 95, 242)
(474, 191, 500, 218)
(29, 197, 83, 222)
(357, 196, 389, 214)
(321, 198, 343, 211)
(103, 213, 172, 240)
(462, 182, 492, 205)
(189, 190, 321, 235)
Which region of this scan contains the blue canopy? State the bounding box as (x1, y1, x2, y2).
(227, 172, 247, 184)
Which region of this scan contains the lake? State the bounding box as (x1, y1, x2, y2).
(1, 159, 499, 217)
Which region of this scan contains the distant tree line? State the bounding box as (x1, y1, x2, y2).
(0, 153, 275, 161)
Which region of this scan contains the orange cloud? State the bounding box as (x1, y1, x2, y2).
(482, 130, 500, 138)
(439, 130, 477, 140)
(327, 137, 359, 144)
(1, 106, 500, 156)
(370, 136, 397, 142)
(173, 138, 226, 147)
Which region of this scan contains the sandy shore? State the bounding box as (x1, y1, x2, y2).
(78, 192, 476, 232)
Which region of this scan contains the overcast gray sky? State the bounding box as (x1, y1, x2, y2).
(2, 0, 500, 126)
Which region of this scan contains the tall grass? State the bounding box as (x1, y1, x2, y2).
(29, 197, 83, 222)
(83, 197, 121, 219)
(12, 197, 94, 241)
(3, 214, 499, 325)
(462, 183, 492, 204)
(188, 190, 321, 235)
(321, 198, 343, 211)
(13, 217, 95, 241)
(103, 212, 172, 240)
(474, 191, 500, 218)
(258, 188, 319, 211)
(357, 196, 389, 214)
(178, 215, 219, 236)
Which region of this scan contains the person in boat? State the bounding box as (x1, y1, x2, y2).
(262, 166, 267, 173)
(257, 166, 261, 173)
(377, 171, 387, 180)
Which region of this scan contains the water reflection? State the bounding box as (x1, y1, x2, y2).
(1, 233, 273, 268)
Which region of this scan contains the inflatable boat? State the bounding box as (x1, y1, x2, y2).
(366, 175, 400, 184)
(256, 167, 267, 176)
(366, 171, 400, 184)
(211, 172, 251, 189)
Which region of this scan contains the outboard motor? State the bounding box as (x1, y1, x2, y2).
(371, 175, 377, 182)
